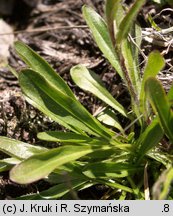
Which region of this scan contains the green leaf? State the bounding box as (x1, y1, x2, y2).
(19, 69, 113, 139)
(83, 162, 142, 179)
(1, 157, 21, 164)
(8, 65, 18, 78)
(148, 14, 161, 31)
(0, 136, 47, 159)
(40, 179, 88, 199)
(47, 162, 86, 184)
(10, 145, 111, 184)
(0, 161, 12, 172)
(85, 148, 125, 161)
(145, 77, 173, 143)
(96, 108, 124, 133)
(168, 83, 173, 102)
(133, 24, 142, 57)
(120, 24, 143, 120)
(160, 167, 173, 199)
(105, 0, 122, 26)
(140, 51, 165, 115)
(14, 41, 75, 99)
(37, 131, 106, 145)
(105, 0, 124, 40)
(82, 5, 123, 78)
(121, 39, 141, 96)
(135, 118, 163, 162)
(71, 64, 127, 117)
(17, 179, 87, 200)
(116, 0, 146, 44)
(96, 179, 134, 194)
(142, 51, 165, 80)
(0, 158, 22, 172)
(153, 167, 173, 200)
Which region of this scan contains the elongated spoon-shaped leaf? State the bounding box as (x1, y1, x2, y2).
(83, 162, 142, 179)
(19, 69, 113, 139)
(0, 136, 47, 159)
(17, 179, 87, 200)
(82, 5, 123, 78)
(121, 38, 141, 96)
(140, 51, 165, 115)
(135, 118, 163, 163)
(96, 108, 124, 133)
(145, 77, 173, 143)
(14, 41, 75, 99)
(37, 179, 87, 199)
(71, 64, 127, 117)
(168, 84, 173, 128)
(116, 0, 146, 44)
(10, 145, 111, 184)
(105, 0, 123, 40)
(47, 162, 86, 184)
(37, 131, 106, 145)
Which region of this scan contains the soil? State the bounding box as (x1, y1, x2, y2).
(0, 0, 173, 199)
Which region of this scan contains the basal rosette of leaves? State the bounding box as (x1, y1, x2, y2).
(0, 0, 173, 200)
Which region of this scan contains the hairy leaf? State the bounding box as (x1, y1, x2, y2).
(16, 179, 87, 200)
(145, 77, 173, 143)
(116, 0, 146, 44)
(105, 0, 124, 40)
(83, 162, 142, 178)
(96, 108, 124, 133)
(37, 131, 106, 145)
(140, 51, 165, 115)
(0, 136, 47, 159)
(82, 5, 123, 78)
(10, 145, 111, 184)
(71, 64, 127, 117)
(121, 39, 141, 96)
(14, 41, 75, 99)
(135, 118, 163, 162)
(19, 69, 113, 139)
